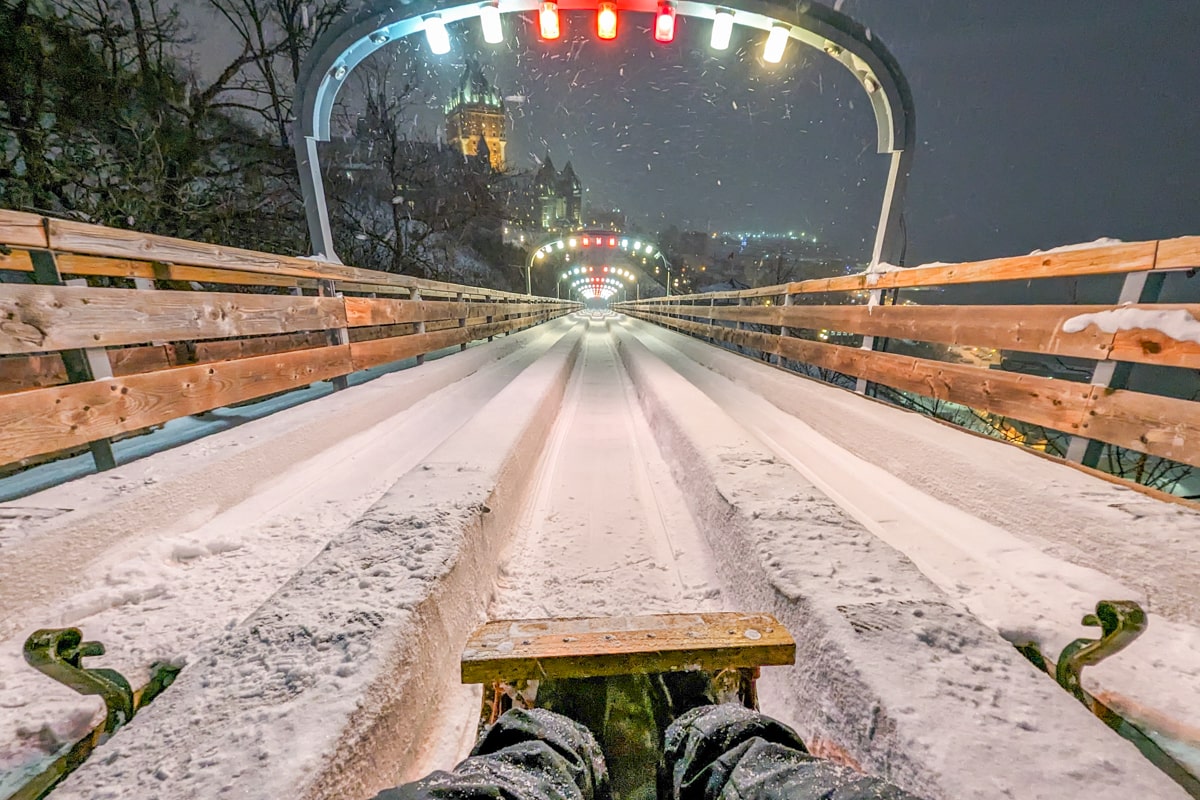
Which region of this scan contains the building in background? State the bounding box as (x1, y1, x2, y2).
(444, 60, 506, 172)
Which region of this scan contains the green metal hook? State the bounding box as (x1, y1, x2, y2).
(23, 628, 135, 734)
(1055, 600, 1147, 703)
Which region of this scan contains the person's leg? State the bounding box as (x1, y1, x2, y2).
(374, 707, 611, 800)
(663, 705, 924, 800)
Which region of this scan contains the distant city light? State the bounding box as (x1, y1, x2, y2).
(711, 9, 734, 49)
(763, 24, 789, 64)
(479, 2, 504, 44)
(423, 15, 451, 55)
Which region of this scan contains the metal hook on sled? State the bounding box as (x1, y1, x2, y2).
(23, 628, 136, 734)
(1055, 600, 1146, 704)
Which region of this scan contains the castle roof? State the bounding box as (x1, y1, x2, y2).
(445, 59, 503, 114)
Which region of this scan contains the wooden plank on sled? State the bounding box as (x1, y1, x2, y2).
(461, 612, 795, 684)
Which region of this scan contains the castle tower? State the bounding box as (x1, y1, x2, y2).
(445, 59, 506, 172)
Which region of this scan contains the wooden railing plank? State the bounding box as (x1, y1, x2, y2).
(343, 298, 567, 327)
(629, 302, 1200, 369)
(630, 242, 1161, 303)
(0, 285, 346, 354)
(1081, 389, 1200, 468)
(0, 248, 34, 273)
(0, 211, 48, 248)
(44, 219, 536, 299)
(0, 249, 315, 289)
(0, 345, 352, 465)
(628, 310, 1093, 435)
(348, 314, 549, 371)
(1156, 236, 1200, 271)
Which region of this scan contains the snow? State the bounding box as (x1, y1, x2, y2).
(863, 260, 904, 287)
(1, 312, 1196, 799)
(0, 320, 577, 797)
(611, 318, 1193, 798)
(1030, 237, 1124, 255)
(1063, 306, 1200, 345)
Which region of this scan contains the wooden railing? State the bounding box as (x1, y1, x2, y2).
(615, 237, 1200, 473)
(0, 210, 579, 472)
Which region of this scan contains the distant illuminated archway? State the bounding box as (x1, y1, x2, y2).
(525, 229, 667, 295)
(294, 0, 914, 281)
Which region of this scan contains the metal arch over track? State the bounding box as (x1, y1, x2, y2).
(293, 0, 916, 275)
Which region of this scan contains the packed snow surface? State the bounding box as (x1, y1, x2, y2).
(1, 312, 1197, 799)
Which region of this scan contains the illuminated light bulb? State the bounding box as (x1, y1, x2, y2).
(608, 236, 616, 246)
(536, 250, 545, 259)
(654, 1, 676, 43)
(568, 238, 577, 247)
(582, 236, 590, 246)
(763, 24, 789, 64)
(711, 8, 733, 50)
(480, 2, 504, 44)
(539, 1, 560, 39)
(424, 15, 451, 55)
(597, 1, 618, 40)
(556, 241, 564, 249)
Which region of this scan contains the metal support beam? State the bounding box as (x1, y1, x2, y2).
(292, 1, 915, 274)
(30, 251, 117, 471)
(318, 279, 350, 390)
(1066, 270, 1167, 466)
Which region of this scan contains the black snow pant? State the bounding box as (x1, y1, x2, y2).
(373, 704, 924, 800)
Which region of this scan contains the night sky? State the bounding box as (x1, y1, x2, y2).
(195, 1, 1200, 265)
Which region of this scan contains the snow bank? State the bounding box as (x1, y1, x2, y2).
(1063, 306, 1200, 345)
(613, 325, 1188, 800)
(51, 329, 584, 800)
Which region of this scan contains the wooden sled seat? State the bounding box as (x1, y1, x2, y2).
(461, 612, 795, 684)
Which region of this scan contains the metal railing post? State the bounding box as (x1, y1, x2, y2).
(412, 288, 427, 365)
(318, 278, 350, 389)
(773, 291, 792, 366)
(29, 251, 117, 471)
(458, 292, 468, 351)
(1066, 270, 1166, 466)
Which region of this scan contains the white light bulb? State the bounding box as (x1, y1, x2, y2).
(424, 15, 451, 55)
(763, 25, 789, 64)
(711, 9, 733, 50)
(480, 3, 503, 44)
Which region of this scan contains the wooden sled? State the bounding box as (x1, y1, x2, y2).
(461, 612, 795, 800)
